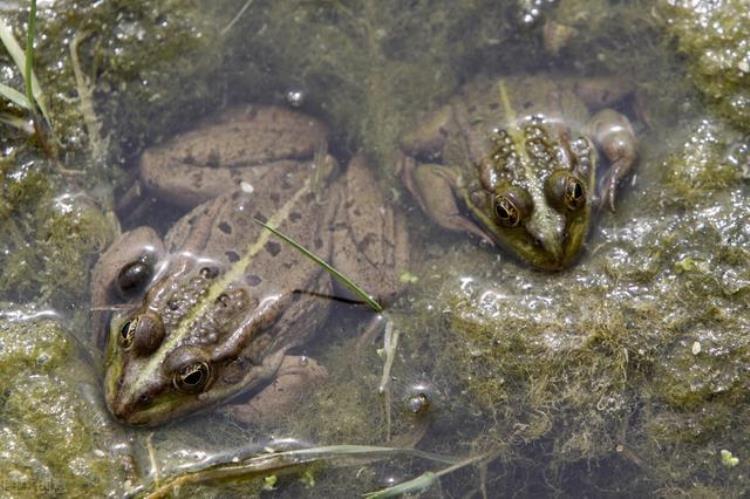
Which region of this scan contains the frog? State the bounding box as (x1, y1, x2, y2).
(399, 75, 638, 270)
(90, 105, 409, 426)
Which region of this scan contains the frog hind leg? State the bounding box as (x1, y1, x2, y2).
(328, 154, 410, 306)
(223, 355, 328, 426)
(139, 106, 333, 209)
(570, 77, 633, 110)
(586, 109, 638, 211)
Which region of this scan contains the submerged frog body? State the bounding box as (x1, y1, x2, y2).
(399, 75, 638, 270)
(91, 106, 408, 426)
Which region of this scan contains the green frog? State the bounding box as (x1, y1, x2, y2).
(399, 75, 638, 270)
(91, 106, 409, 426)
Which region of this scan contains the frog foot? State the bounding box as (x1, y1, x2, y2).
(587, 109, 638, 211)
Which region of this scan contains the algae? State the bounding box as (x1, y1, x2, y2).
(657, 0, 750, 131)
(0, 308, 133, 496)
(0, 155, 117, 309)
(0, 0, 226, 170)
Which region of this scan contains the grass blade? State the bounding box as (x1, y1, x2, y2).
(364, 452, 494, 498)
(0, 18, 28, 79)
(24, 0, 36, 111)
(0, 112, 33, 132)
(143, 444, 459, 498)
(364, 471, 438, 498)
(254, 218, 383, 312)
(0, 10, 51, 125)
(0, 82, 31, 109)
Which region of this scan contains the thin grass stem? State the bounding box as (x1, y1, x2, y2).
(24, 0, 36, 109)
(254, 218, 383, 312)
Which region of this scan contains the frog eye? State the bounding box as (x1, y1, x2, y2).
(118, 320, 136, 349)
(116, 258, 154, 298)
(173, 362, 212, 393)
(117, 312, 165, 354)
(493, 188, 532, 228)
(545, 171, 586, 212)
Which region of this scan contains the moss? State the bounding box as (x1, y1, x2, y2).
(0, 311, 132, 496)
(0, 0, 226, 181)
(657, 0, 750, 131)
(35, 193, 118, 309)
(0, 156, 117, 306)
(662, 120, 745, 206)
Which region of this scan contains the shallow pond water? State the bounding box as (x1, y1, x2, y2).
(0, 0, 748, 497)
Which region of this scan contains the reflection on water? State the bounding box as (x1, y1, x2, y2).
(0, 0, 748, 496)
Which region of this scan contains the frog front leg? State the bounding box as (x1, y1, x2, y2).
(585, 108, 638, 211)
(223, 355, 328, 425)
(569, 79, 639, 211)
(400, 155, 494, 246)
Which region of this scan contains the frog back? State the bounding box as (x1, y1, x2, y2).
(442, 75, 591, 170)
(152, 163, 335, 350)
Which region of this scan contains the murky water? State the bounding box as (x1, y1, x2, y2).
(0, 0, 748, 497)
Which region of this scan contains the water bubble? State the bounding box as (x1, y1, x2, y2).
(404, 381, 434, 416)
(407, 392, 430, 415)
(285, 88, 305, 108)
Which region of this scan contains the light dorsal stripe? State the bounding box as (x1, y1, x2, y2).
(127, 177, 314, 398)
(496, 79, 552, 217)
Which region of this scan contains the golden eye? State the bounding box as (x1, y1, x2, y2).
(564, 176, 586, 210)
(545, 170, 586, 212)
(118, 319, 136, 350)
(493, 187, 532, 228)
(116, 313, 165, 355)
(495, 196, 520, 227)
(173, 362, 211, 393)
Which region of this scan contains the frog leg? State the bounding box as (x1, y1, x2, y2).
(585, 109, 638, 211)
(399, 105, 453, 158)
(223, 355, 328, 426)
(569, 77, 634, 110)
(139, 105, 335, 208)
(330, 154, 410, 305)
(400, 154, 493, 245)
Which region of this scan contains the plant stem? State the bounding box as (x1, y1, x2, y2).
(24, 0, 36, 111)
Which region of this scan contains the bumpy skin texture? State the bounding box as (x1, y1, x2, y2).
(92, 106, 409, 426)
(399, 75, 637, 270)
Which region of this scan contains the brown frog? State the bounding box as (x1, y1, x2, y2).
(91, 106, 409, 426)
(399, 75, 638, 270)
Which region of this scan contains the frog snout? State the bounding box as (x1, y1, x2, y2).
(525, 213, 566, 262)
